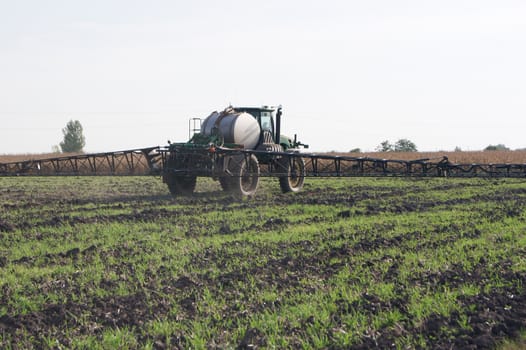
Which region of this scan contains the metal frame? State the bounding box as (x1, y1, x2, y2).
(159, 147, 526, 179)
(0, 147, 162, 176)
(2, 146, 526, 179)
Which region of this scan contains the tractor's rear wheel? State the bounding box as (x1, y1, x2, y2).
(278, 156, 305, 193)
(165, 175, 197, 196)
(226, 154, 260, 196)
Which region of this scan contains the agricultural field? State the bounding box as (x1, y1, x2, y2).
(1, 175, 526, 349)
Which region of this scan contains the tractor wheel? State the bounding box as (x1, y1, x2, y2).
(165, 175, 197, 196)
(278, 156, 305, 193)
(227, 154, 260, 196)
(219, 177, 231, 192)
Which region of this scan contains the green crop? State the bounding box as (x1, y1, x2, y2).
(0, 176, 525, 348)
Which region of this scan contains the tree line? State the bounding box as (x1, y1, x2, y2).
(348, 140, 521, 153)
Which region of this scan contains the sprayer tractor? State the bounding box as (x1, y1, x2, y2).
(162, 106, 309, 196)
(3, 105, 525, 195)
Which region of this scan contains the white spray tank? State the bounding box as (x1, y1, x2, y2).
(200, 108, 261, 149)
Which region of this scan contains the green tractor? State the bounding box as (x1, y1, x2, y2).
(162, 106, 308, 196)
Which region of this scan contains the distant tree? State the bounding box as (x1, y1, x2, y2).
(60, 120, 86, 153)
(484, 144, 509, 151)
(51, 145, 61, 153)
(349, 148, 361, 153)
(394, 138, 417, 152)
(454, 146, 462, 152)
(376, 140, 393, 152)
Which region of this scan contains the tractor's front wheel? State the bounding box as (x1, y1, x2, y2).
(165, 175, 197, 196)
(226, 154, 260, 196)
(278, 156, 305, 193)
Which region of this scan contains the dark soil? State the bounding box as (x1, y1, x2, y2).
(1, 177, 525, 348)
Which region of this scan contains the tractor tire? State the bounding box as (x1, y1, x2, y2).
(226, 154, 260, 196)
(165, 175, 197, 196)
(219, 177, 231, 192)
(278, 156, 305, 193)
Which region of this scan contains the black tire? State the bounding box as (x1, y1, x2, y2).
(226, 154, 260, 196)
(279, 156, 305, 193)
(165, 175, 196, 196)
(219, 176, 231, 192)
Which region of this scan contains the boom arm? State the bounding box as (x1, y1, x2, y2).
(1, 147, 525, 178)
(0, 147, 163, 176)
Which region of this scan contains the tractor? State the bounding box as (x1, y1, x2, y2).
(162, 106, 308, 196)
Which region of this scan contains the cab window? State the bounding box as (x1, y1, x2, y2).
(260, 112, 274, 133)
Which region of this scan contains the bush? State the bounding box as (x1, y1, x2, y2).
(484, 144, 509, 151)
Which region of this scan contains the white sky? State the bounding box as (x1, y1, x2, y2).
(1, 0, 525, 153)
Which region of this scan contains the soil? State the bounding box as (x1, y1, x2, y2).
(0, 177, 525, 348)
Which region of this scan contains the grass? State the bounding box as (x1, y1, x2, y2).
(0, 175, 525, 348)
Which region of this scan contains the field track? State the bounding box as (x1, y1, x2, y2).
(1, 175, 526, 348)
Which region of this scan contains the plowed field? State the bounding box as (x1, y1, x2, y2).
(1, 176, 526, 349)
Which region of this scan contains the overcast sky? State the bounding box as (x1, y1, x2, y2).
(1, 0, 525, 154)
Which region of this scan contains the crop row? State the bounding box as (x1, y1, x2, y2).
(0, 176, 525, 348)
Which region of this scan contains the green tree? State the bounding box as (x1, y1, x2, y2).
(376, 140, 393, 152)
(60, 120, 86, 153)
(394, 138, 417, 152)
(484, 144, 509, 151)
